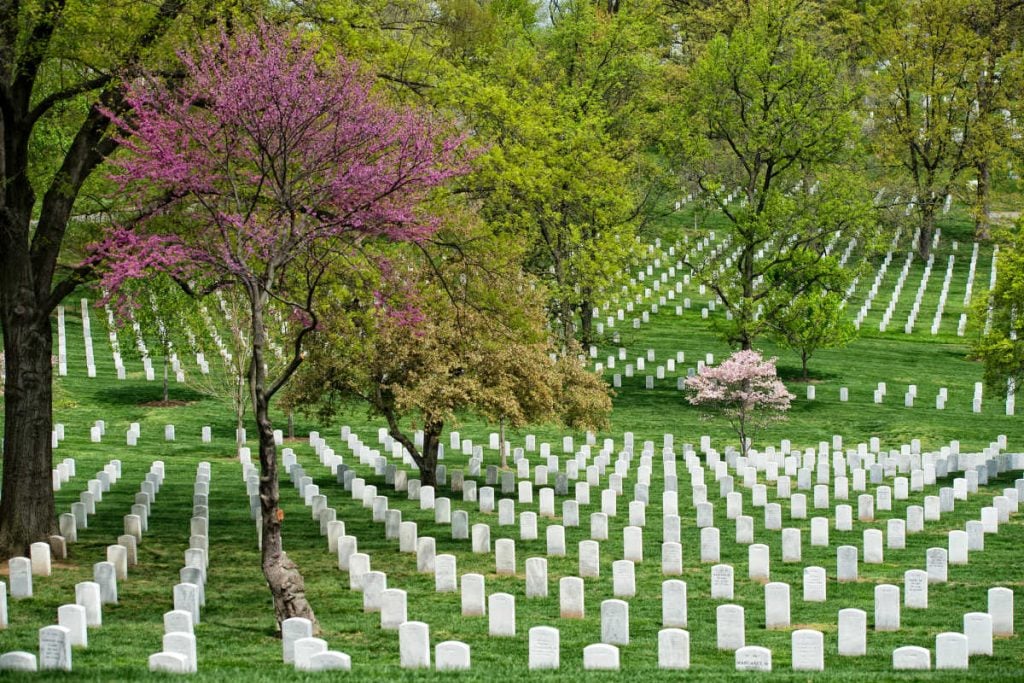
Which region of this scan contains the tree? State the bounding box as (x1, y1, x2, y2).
(115, 273, 194, 404)
(449, 0, 669, 346)
(965, 0, 1024, 239)
(670, 0, 874, 350)
(92, 24, 466, 630)
(771, 291, 855, 380)
(970, 221, 1024, 393)
(684, 349, 793, 457)
(287, 219, 613, 484)
(0, 0, 201, 560)
(865, 0, 985, 258)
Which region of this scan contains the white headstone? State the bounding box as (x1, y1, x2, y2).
(528, 626, 560, 670)
(399, 621, 431, 669)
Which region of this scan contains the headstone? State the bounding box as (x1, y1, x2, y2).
(461, 574, 486, 616)
(601, 599, 629, 645)
(528, 626, 560, 670)
(57, 604, 87, 648)
(94, 562, 117, 604)
(926, 547, 948, 583)
(791, 629, 824, 671)
(710, 563, 734, 600)
(526, 557, 548, 598)
(30, 542, 51, 576)
(75, 582, 101, 627)
(434, 554, 457, 592)
(964, 612, 993, 655)
(837, 546, 858, 582)
(892, 646, 930, 670)
(701, 527, 721, 563)
(935, 632, 969, 670)
(148, 653, 189, 674)
(748, 543, 769, 581)
(989, 587, 1014, 635)
(716, 604, 745, 651)
(435, 641, 470, 672)
(38, 625, 72, 671)
(764, 582, 791, 629)
(164, 610, 193, 635)
(875, 584, 900, 631)
(612, 560, 636, 598)
(838, 608, 867, 656)
(579, 541, 600, 578)
(0, 652, 37, 671)
(9, 557, 32, 598)
(582, 643, 619, 671)
(489, 593, 516, 637)
(803, 566, 826, 602)
(560, 576, 585, 618)
(306, 650, 352, 672)
(658, 628, 690, 670)
(399, 621, 430, 669)
(662, 579, 687, 628)
(164, 632, 198, 673)
(173, 583, 200, 625)
(380, 588, 407, 630)
(734, 645, 771, 672)
(905, 569, 928, 609)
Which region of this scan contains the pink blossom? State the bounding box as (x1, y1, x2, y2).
(91, 22, 470, 308)
(684, 349, 794, 455)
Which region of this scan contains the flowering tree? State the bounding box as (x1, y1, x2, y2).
(93, 24, 466, 631)
(684, 349, 794, 456)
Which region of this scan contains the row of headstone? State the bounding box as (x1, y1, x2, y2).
(51, 456, 76, 492)
(149, 462, 211, 673)
(284, 423, 1022, 677)
(0, 461, 165, 672)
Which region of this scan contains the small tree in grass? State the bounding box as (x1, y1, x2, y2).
(92, 23, 466, 632)
(684, 349, 794, 457)
(771, 291, 855, 381)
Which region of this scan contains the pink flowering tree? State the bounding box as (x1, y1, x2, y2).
(684, 350, 794, 457)
(92, 24, 467, 631)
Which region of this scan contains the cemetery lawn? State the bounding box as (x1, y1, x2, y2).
(1, 205, 1023, 679)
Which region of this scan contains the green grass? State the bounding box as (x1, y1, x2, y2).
(1, 204, 1023, 680)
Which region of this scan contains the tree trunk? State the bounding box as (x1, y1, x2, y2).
(802, 351, 809, 381)
(287, 410, 294, 440)
(163, 347, 169, 402)
(579, 297, 594, 347)
(739, 242, 755, 350)
(419, 424, 441, 487)
(250, 293, 317, 633)
(0, 303, 58, 559)
(918, 203, 935, 260)
(975, 159, 991, 241)
(386, 417, 441, 486)
(499, 417, 507, 470)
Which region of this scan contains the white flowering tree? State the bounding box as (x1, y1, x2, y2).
(685, 350, 794, 457)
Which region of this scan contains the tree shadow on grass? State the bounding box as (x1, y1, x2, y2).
(81, 383, 208, 408)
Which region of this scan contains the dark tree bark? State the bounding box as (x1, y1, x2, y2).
(578, 297, 594, 347)
(0, 271, 57, 556)
(386, 417, 442, 487)
(918, 202, 936, 260)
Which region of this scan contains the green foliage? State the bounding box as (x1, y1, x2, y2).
(670, 0, 874, 349)
(444, 0, 670, 345)
(971, 221, 1024, 392)
(771, 290, 856, 380)
(286, 214, 612, 476)
(864, 0, 986, 255)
